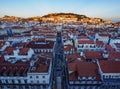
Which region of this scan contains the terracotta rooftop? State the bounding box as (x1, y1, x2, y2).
(99, 34, 110, 37)
(98, 60, 120, 73)
(0, 60, 30, 76)
(24, 33, 32, 36)
(76, 62, 100, 80)
(105, 44, 115, 52)
(96, 40, 104, 47)
(32, 38, 46, 42)
(34, 64, 49, 73)
(19, 48, 30, 55)
(108, 52, 120, 59)
(78, 40, 95, 44)
(87, 32, 95, 37)
(18, 42, 27, 48)
(66, 53, 84, 63)
(69, 72, 78, 81)
(40, 52, 53, 59)
(68, 62, 77, 72)
(30, 57, 50, 73)
(85, 51, 103, 60)
(4, 46, 16, 55)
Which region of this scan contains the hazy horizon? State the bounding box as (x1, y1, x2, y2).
(0, 0, 120, 22)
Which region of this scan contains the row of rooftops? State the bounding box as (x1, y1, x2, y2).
(0, 55, 30, 76)
(64, 25, 120, 83)
(0, 28, 55, 76)
(0, 26, 120, 50)
(0, 26, 119, 52)
(68, 58, 120, 81)
(4, 47, 30, 55)
(0, 52, 52, 76)
(0, 22, 120, 85)
(65, 45, 120, 60)
(0, 39, 54, 53)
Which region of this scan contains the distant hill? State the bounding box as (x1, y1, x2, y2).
(0, 15, 22, 21)
(0, 13, 116, 23)
(42, 13, 87, 21)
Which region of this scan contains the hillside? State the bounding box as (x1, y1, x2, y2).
(42, 13, 87, 21)
(0, 13, 114, 23)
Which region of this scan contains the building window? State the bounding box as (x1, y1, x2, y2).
(37, 80, 39, 84)
(105, 75, 108, 78)
(30, 76, 32, 78)
(36, 76, 39, 78)
(12, 80, 14, 84)
(109, 75, 111, 78)
(43, 80, 46, 84)
(24, 80, 27, 84)
(18, 80, 21, 84)
(42, 76, 45, 78)
(31, 81, 33, 84)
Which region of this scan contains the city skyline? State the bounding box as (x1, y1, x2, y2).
(0, 0, 120, 22)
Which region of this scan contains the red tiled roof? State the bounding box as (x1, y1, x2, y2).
(24, 33, 32, 36)
(66, 53, 84, 62)
(85, 51, 103, 59)
(108, 52, 120, 59)
(76, 62, 100, 79)
(98, 60, 120, 73)
(68, 62, 77, 72)
(78, 40, 95, 44)
(35, 64, 49, 73)
(99, 34, 110, 37)
(0, 60, 30, 76)
(96, 40, 104, 47)
(69, 72, 78, 81)
(32, 38, 45, 42)
(40, 52, 53, 59)
(105, 44, 115, 51)
(5, 47, 16, 55)
(19, 48, 30, 55)
(18, 42, 27, 47)
(31, 57, 50, 73)
(39, 30, 56, 34)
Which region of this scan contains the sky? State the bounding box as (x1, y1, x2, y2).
(0, 0, 120, 21)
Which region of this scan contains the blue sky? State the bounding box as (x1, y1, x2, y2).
(0, 0, 120, 21)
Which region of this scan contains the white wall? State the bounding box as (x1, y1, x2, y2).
(27, 73, 50, 84)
